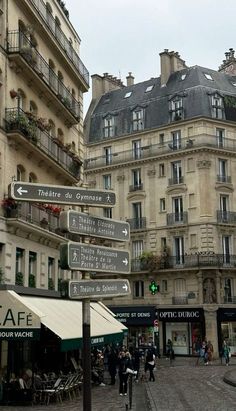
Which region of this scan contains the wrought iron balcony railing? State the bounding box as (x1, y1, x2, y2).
(224, 296, 236, 304)
(166, 212, 188, 226)
(172, 296, 188, 305)
(84, 134, 236, 170)
(5, 107, 81, 178)
(131, 253, 236, 272)
(126, 217, 146, 230)
(28, 0, 89, 87)
(7, 31, 81, 121)
(217, 210, 236, 224)
(129, 183, 143, 192)
(217, 174, 232, 183)
(168, 176, 184, 185)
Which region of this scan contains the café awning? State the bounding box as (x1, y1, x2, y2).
(19, 294, 126, 351)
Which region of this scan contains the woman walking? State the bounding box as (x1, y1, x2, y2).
(222, 340, 231, 366)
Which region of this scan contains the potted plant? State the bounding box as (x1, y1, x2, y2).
(29, 274, 36, 288)
(15, 272, 24, 286)
(1, 198, 18, 218)
(10, 89, 18, 99)
(48, 278, 54, 290)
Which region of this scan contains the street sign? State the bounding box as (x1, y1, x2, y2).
(69, 279, 131, 299)
(8, 182, 116, 207)
(59, 211, 130, 242)
(60, 242, 130, 274)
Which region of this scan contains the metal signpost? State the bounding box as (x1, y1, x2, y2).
(9, 182, 116, 207)
(60, 242, 130, 274)
(69, 279, 131, 299)
(59, 210, 130, 242)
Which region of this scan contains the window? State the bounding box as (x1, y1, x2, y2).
(204, 73, 213, 80)
(159, 163, 165, 177)
(132, 169, 142, 190)
(160, 198, 166, 212)
(104, 116, 115, 138)
(104, 146, 112, 165)
(172, 197, 183, 222)
(48, 257, 55, 289)
(132, 240, 143, 258)
(103, 207, 112, 218)
(161, 279, 168, 293)
(224, 278, 234, 302)
(181, 74, 186, 81)
(133, 280, 144, 298)
(132, 202, 142, 229)
(124, 91, 132, 98)
(212, 94, 224, 119)
(29, 251, 36, 287)
(132, 139, 141, 159)
(161, 237, 167, 250)
(132, 110, 144, 131)
(222, 236, 231, 264)
(174, 278, 186, 296)
(174, 237, 184, 265)
(159, 133, 164, 144)
(216, 128, 225, 147)
(170, 98, 183, 121)
(171, 161, 182, 184)
(170, 130, 181, 150)
(145, 85, 154, 92)
(218, 159, 228, 182)
(103, 174, 111, 190)
(16, 248, 24, 275)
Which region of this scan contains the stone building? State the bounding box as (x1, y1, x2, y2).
(84, 48, 236, 356)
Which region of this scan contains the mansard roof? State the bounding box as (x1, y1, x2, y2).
(87, 65, 236, 144)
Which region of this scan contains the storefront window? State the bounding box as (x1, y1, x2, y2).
(221, 322, 236, 355)
(166, 322, 203, 355)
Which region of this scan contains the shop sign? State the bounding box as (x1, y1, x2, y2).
(109, 306, 156, 326)
(158, 308, 204, 322)
(0, 291, 41, 340)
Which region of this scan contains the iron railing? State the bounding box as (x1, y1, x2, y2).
(224, 296, 236, 304)
(172, 296, 188, 305)
(84, 134, 236, 170)
(217, 210, 236, 224)
(28, 0, 89, 87)
(166, 212, 188, 226)
(217, 175, 232, 183)
(131, 253, 236, 272)
(168, 176, 184, 185)
(5, 107, 81, 178)
(126, 217, 146, 230)
(7, 31, 81, 121)
(129, 184, 143, 192)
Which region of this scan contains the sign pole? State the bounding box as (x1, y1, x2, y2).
(81, 198, 92, 411)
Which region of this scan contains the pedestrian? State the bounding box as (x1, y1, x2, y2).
(133, 348, 141, 382)
(166, 339, 175, 360)
(145, 349, 155, 381)
(207, 341, 214, 364)
(117, 350, 134, 396)
(107, 346, 118, 385)
(200, 340, 208, 365)
(222, 339, 231, 366)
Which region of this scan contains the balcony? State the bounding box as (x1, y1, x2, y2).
(5, 108, 81, 180)
(166, 212, 188, 226)
(3, 201, 61, 234)
(7, 31, 81, 125)
(224, 296, 236, 304)
(126, 217, 146, 231)
(21, 0, 89, 89)
(217, 175, 232, 183)
(131, 253, 236, 272)
(129, 183, 143, 192)
(172, 296, 188, 305)
(168, 176, 184, 186)
(217, 210, 236, 224)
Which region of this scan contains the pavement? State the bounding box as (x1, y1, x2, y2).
(1, 357, 236, 410)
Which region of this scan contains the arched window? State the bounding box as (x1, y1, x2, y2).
(17, 165, 26, 181)
(29, 172, 37, 183)
(17, 89, 26, 111)
(46, 2, 53, 26)
(57, 128, 64, 144)
(29, 101, 38, 115)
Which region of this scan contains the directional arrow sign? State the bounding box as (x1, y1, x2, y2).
(69, 279, 131, 299)
(60, 242, 130, 274)
(8, 182, 116, 207)
(59, 211, 130, 242)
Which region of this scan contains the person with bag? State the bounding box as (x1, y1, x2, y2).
(207, 341, 214, 364)
(222, 340, 231, 366)
(145, 349, 156, 381)
(117, 350, 135, 396)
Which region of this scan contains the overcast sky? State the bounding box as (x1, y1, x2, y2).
(66, 0, 236, 111)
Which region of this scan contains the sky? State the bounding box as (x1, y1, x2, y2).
(65, 0, 236, 112)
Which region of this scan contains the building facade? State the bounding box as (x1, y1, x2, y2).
(84, 48, 236, 356)
(0, 0, 90, 384)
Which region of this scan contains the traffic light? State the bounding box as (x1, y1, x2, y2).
(149, 281, 159, 295)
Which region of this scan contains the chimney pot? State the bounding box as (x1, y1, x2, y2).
(126, 72, 134, 86)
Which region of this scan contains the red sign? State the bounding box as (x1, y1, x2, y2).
(154, 319, 159, 327)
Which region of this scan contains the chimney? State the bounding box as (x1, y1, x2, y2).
(126, 72, 134, 86)
(91, 73, 124, 100)
(159, 49, 187, 86)
(219, 48, 236, 75)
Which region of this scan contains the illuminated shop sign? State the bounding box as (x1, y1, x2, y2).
(158, 308, 204, 322)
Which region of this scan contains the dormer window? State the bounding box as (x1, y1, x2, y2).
(124, 91, 132, 98)
(145, 85, 154, 92)
(132, 109, 144, 131)
(103, 115, 115, 138)
(204, 73, 213, 81)
(170, 98, 183, 121)
(212, 94, 224, 119)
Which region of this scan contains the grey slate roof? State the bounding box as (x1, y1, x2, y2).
(87, 66, 236, 144)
